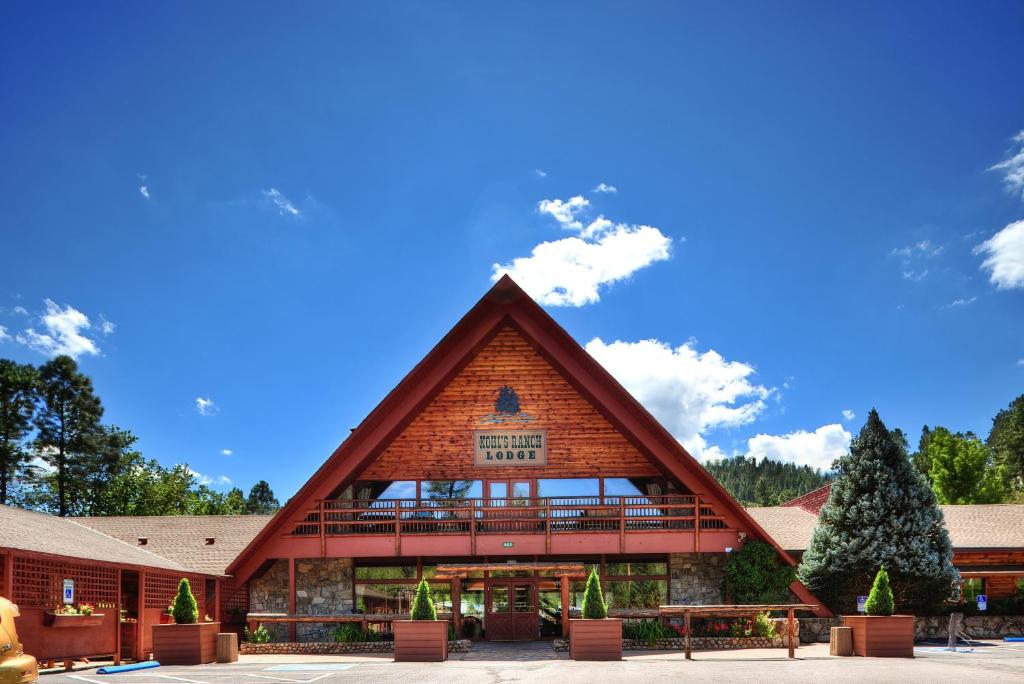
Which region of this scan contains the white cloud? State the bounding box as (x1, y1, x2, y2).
(16, 299, 102, 358)
(1017, 358, 1024, 366)
(98, 315, 116, 334)
(842, 409, 855, 421)
(0, 325, 9, 343)
(195, 397, 218, 416)
(585, 337, 771, 459)
(493, 193, 672, 306)
(947, 296, 978, 308)
(593, 182, 617, 194)
(890, 240, 944, 259)
(974, 220, 1024, 289)
(263, 188, 300, 217)
(139, 185, 150, 199)
(746, 424, 852, 472)
(902, 269, 929, 282)
(538, 195, 590, 231)
(535, 169, 548, 178)
(221, 449, 233, 456)
(989, 129, 1024, 200)
(12, 306, 28, 316)
(186, 467, 232, 488)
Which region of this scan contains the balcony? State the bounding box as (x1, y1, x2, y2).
(286, 496, 737, 558)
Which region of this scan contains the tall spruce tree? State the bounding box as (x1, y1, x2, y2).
(797, 409, 957, 613)
(0, 359, 38, 505)
(33, 355, 103, 516)
(246, 480, 280, 514)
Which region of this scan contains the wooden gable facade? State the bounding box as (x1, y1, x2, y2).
(227, 276, 828, 616)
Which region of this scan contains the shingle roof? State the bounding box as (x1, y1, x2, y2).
(745, 506, 819, 551)
(73, 515, 274, 576)
(0, 505, 194, 573)
(781, 483, 832, 514)
(745, 504, 1024, 552)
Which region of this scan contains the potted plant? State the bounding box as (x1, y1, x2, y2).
(393, 579, 448, 662)
(569, 569, 622, 660)
(843, 567, 914, 657)
(44, 603, 105, 628)
(152, 578, 221, 665)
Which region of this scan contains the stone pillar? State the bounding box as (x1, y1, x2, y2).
(669, 553, 725, 604)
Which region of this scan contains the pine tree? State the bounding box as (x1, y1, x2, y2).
(246, 480, 280, 514)
(33, 356, 103, 516)
(797, 409, 958, 614)
(927, 428, 1007, 504)
(171, 577, 199, 624)
(581, 568, 608, 619)
(988, 395, 1024, 493)
(0, 359, 37, 505)
(864, 567, 895, 616)
(410, 578, 437, 620)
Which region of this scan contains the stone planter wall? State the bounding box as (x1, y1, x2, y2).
(799, 617, 842, 643)
(669, 553, 725, 604)
(249, 558, 354, 642)
(555, 636, 792, 651)
(239, 639, 471, 655)
(913, 615, 1024, 640)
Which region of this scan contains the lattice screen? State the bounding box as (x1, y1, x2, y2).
(145, 572, 206, 615)
(220, 578, 248, 616)
(12, 556, 117, 609)
(0, 554, 6, 594)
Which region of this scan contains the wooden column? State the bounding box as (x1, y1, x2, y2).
(214, 579, 221, 625)
(787, 607, 795, 659)
(319, 500, 326, 558)
(288, 558, 297, 642)
(136, 570, 147, 662)
(2, 552, 13, 599)
(114, 569, 122, 665)
(560, 575, 570, 638)
(451, 577, 462, 637)
(684, 610, 692, 660)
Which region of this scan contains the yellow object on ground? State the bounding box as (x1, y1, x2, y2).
(0, 597, 38, 683)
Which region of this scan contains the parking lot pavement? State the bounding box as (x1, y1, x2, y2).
(38, 641, 1024, 684)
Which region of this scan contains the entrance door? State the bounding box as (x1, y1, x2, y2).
(485, 582, 538, 640)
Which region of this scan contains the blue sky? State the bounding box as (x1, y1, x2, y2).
(1, 2, 1022, 498)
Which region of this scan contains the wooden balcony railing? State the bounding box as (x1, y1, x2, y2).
(289, 495, 729, 539)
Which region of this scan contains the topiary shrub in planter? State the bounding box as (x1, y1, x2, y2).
(843, 567, 914, 658)
(152, 578, 220, 665)
(569, 569, 622, 661)
(393, 579, 448, 662)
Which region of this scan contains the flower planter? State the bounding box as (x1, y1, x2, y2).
(842, 615, 914, 658)
(569, 618, 622, 661)
(44, 612, 105, 628)
(392, 620, 448, 662)
(152, 622, 221, 665)
(159, 612, 175, 624)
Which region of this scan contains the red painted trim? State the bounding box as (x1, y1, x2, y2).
(225, 277, 825, 610)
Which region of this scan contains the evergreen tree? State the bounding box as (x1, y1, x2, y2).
(33, 356, 103, 516)
(581, 568, 608, 619)
(724, 540, 795, 603)
(927, 428, 1007, 504)
(0, 359, 37, 505)
(988, 395, 1024, 493)
(797, 410, 957, 614)
(911, 425, 933, 477)
(246, 480, 280, 514)
(171, 577, 199, 624)
(410, 578, 437, 620)
(704, 455, 832, 506)
(224, 487, 247, 514)
(864, 567, 895, 616)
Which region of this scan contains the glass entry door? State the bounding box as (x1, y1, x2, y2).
(485, 582, 538, 640)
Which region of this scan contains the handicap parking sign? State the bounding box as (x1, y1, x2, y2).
(856, 595, 867, 613)
(977, 594, 987, 611)
(62, 578, 74, 604)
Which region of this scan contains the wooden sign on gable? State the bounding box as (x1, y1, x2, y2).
(472, 429, 548, 466)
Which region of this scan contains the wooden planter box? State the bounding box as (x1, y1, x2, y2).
(152, 622, 221, 665)
(569, 618, 622, 661)
(843, 615, 914, 658)
(44, 612, 105, 628)
(393, 620, 448, 662)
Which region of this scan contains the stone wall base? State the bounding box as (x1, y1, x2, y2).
(913, 615, 1024, 640)
(554, 637, 792, 651)
(240, 639, 471, 655)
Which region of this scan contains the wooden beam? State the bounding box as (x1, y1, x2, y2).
(787, 607, 795, 659)
(561, 574, 570, 638)
(451, 577, 461, 636)
(114, 568, 122, 665)
(136, 570, 147, 662)
(2, 552, 13, 600)
(684, 611, 691, 660)
(288, 558, 296, 642)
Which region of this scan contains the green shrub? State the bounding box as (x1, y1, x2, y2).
(581, 568, 608, 619)
(865, 567, 895, 616)
(621, 619, 674, 645)
(243, 624, 271, 643)
(334, 623, 366, 643)
(171, 578, 199, 624)
(410, 578, 437, 620)
(724, 541, 796, 603)
(754, 612, 776, 638)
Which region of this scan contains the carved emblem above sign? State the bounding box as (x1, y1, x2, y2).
(472, 429, 548, 466)
(479, 385, 535, 424)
